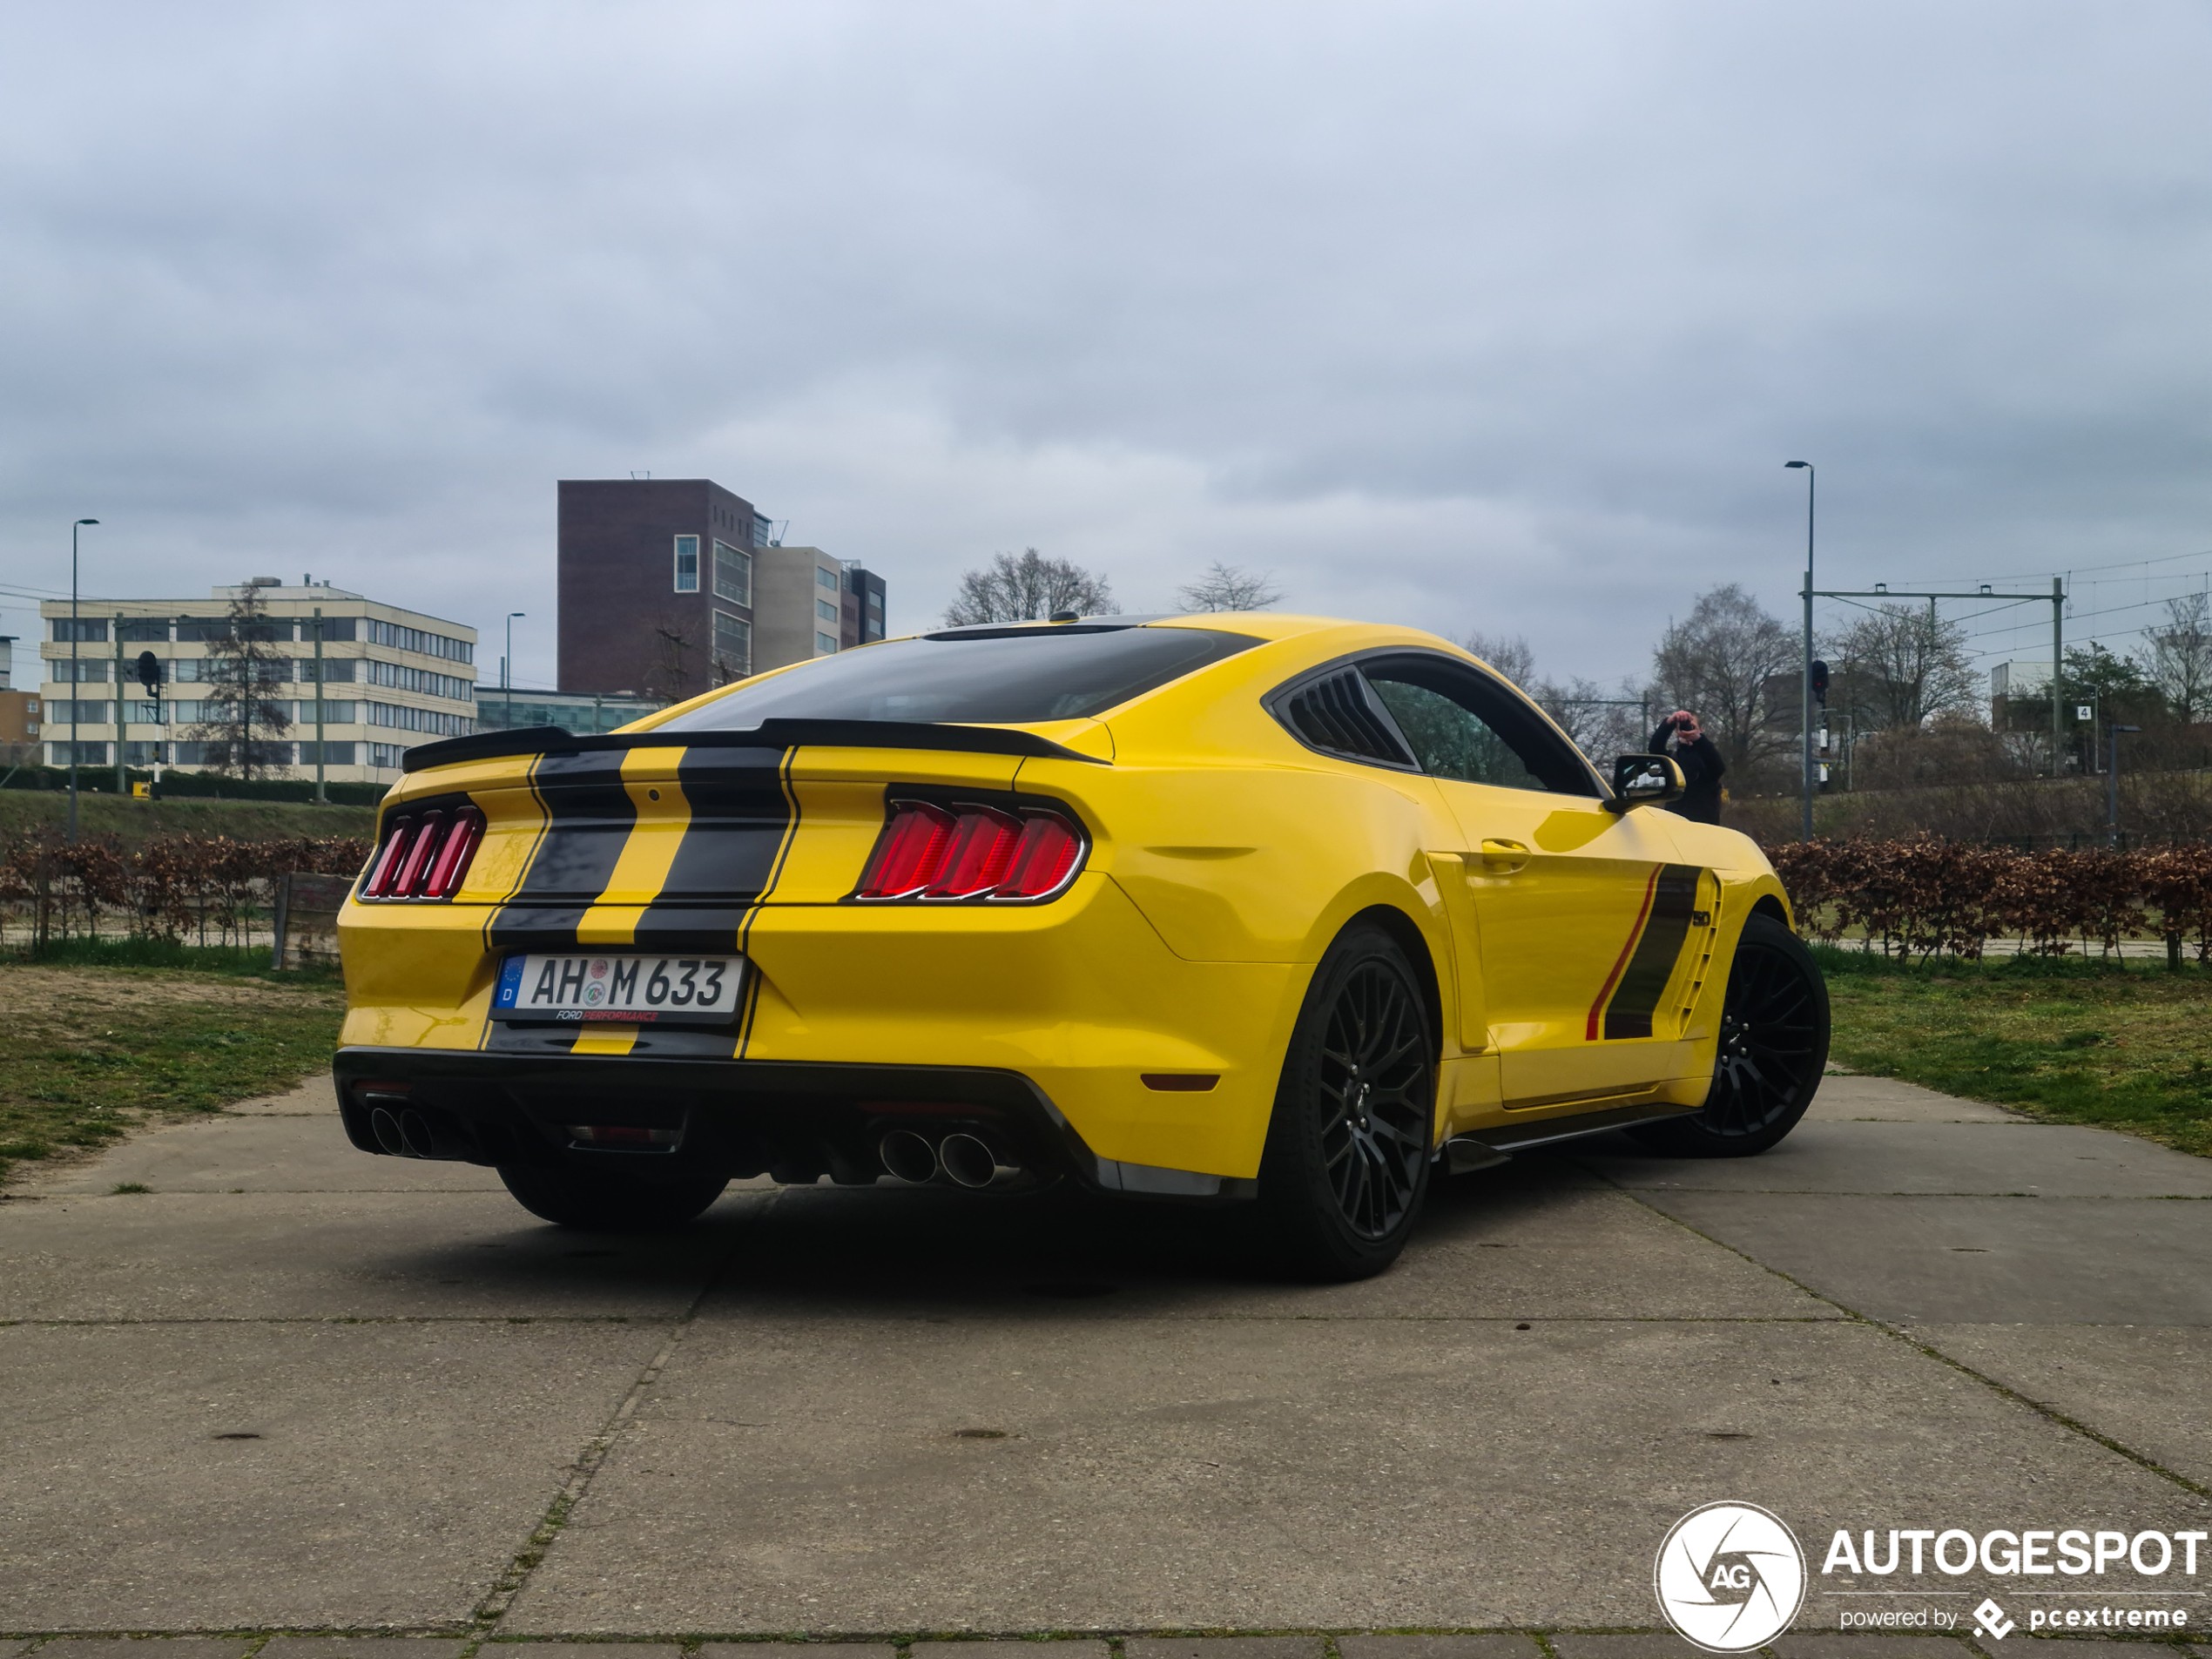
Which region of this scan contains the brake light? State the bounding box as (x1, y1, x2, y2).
(996, 812, 1083, 898)
(421, 807, 484, 897)
(855, 801, 956, 898)
(361, 806, 485, 900)
(392, 809, 446, 895)
(362, 816, 418, 898)
(927, 806, 1024, 898)
(853, 800, 1088, 902)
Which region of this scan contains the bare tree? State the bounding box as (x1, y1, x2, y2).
(1649, 583, 1798, 773)
(2141, 592, 2212, 725)
(187, 585, 294, 780)
(1826, 603, 1980, 732)
(1534, 674, 1650, 762)
(641, 610, 698, 704)
(944, 548, 1115, 625)
(1177, 561, 1283, 612)
(1460, 631, 1537, 688)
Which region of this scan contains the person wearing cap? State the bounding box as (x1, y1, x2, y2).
(1648, 709, 1726, 825)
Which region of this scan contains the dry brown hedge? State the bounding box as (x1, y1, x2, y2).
(0, 828, 372, 948)
(1764, 837, 2212, 961)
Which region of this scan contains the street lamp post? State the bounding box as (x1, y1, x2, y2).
(65, 518, 98, 844)
(2108, 723, 2141, 848)
(503, 612, 525, 729)
(1784, 462, 1814, 840)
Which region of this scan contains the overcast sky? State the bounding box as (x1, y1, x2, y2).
(3, 0, 2208, 692)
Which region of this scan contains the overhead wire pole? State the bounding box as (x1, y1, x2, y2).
(1809, 583, 2067, 772)
(1785, 462, 1814, 840)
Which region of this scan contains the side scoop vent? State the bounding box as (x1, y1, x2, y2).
(1277, 670, 1416, 768)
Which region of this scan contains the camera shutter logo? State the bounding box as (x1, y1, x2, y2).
(1654, 1501, 1808, 1652)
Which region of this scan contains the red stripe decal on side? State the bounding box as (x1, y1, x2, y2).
(1586, 864, 1662, 1041)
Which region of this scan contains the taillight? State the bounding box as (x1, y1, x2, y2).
(926, 806, 1024, 898)
(361, 806, 485, 900)
(854, 801, 956, 898)
(392, 809, 446, 895)
(362, 816, 418, 898)
(996, 812, 1083, 898)
(853, 800, 1088, 902)
(421, 807, 484, 897)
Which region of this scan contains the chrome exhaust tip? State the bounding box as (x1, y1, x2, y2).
(398, 1109, 442, 1159)
(369, 1106, 410, 1157)
(878, 1129, 940, 1184)
(938, 1131, 1022, 1190)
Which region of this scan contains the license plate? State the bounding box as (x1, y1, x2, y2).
(492, 953, 745, 1024)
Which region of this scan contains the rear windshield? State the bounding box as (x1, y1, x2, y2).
(654, 625, 1261, 730)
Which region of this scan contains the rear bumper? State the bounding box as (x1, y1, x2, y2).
(332, 1046, 1248, 1199)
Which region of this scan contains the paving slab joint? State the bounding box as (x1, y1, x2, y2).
(1586, 1160, 2212, 1505)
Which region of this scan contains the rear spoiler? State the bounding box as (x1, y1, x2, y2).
(401, 718, 1111, 774)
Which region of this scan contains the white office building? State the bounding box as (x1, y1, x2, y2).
(41, 580, 476, 785)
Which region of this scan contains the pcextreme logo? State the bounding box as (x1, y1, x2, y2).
(1655, 1501, 1810, 1653)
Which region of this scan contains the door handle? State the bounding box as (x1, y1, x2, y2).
(1479, 839, 1530, 873)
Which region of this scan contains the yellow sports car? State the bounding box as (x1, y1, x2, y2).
(334, 612, 1826, 1278)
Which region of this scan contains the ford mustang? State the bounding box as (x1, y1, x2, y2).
(334, 613, 1827, 1278)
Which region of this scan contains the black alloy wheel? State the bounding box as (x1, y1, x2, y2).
(1627, 912, 1829, 1157)
(1260, 923, 1437, 1279)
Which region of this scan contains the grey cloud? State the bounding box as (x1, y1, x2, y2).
(2, 0, 2206, 688)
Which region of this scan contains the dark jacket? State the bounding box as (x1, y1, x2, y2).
(1648, 723, 1727, 825)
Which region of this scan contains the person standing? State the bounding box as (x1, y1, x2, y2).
(1649, 710, 1726, 825)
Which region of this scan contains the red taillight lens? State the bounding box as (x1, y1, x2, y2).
(420, 807, 484, 898)
(362, 816, 417, 898)
(995, 812, 1083, 898)
(362, 806, 483, 900)
(854, 799, 1087, 901)
(855, 801, 957, 898)
(391, 809, 446, 896)
(926, 807, 1024, 898)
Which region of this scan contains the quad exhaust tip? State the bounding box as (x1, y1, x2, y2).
(876, 1129, 1025, 1189)
(939, 1131, 1022, 1190)
(878, 1129, 940, 1184)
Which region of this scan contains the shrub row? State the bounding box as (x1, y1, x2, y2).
(1765, 838, 2212, 961)
(0, 764, 388, 806)
(0, 827, 373, 949)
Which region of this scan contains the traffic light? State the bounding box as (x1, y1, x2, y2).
(1810, 659, 1830, 706)
(135, 651, 164, 691)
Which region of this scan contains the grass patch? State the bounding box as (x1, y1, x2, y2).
(0, 962, 344, 1186)
(1814, 945, 2212, 1157)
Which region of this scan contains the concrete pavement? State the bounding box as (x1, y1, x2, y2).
(3, 1071, 2209, 1649)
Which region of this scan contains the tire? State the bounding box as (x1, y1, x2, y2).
(1626, 912, 1829, 1157)
(497, 1164, 731, 1231)
(1258, 923, 1437, 1280)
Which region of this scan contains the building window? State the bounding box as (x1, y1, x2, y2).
(816, 632, 839, 655)
(817, 597, 839, 624)
(118, 619, 172, 643)
(52, 619, 108, 643)
(867, 593, 882, 614)
(712, 541, 752, 605)
(713, 611, 752, 677)
(674, 535, 700, 592)
(865, 619, 882, 640)
(816, 567, 838, 590)
(753, 513, 774, 546)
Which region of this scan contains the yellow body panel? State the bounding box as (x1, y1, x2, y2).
(338, 615, 1796, 1182)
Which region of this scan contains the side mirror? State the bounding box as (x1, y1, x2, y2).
(1607, 752, 1684, 813)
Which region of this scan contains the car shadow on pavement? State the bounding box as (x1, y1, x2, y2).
(670, 1150, 1614, 1318)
